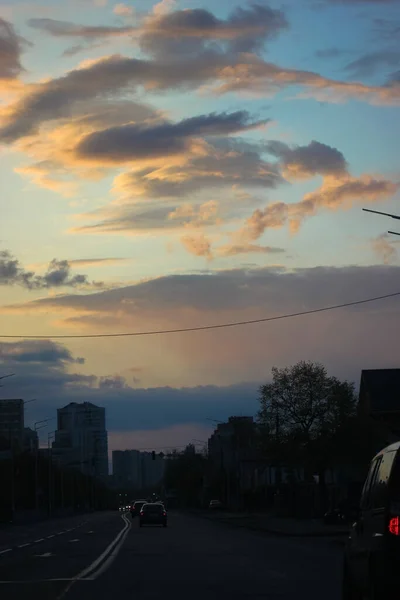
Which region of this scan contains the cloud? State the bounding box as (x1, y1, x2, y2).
(139, 4, 288, 58)
(27, 18, 135, 39)
(152, 0, 176, 17)
(74, 111, 269, 164)
(4, 265, 400, 392)
(0, 250, 103, 289)
(344, 51, 400, 78)
(68, 257, 130, 267)
(0, 340, 84, 366)
(235, 175, 399, 241)
(266, 140, 348, 180)
(372, 234, 398, 264)
(0, 17, 29, 80)
(217, 244, 285, 257)
(113, 3, 134, 17)
(181, 234, 213, 258)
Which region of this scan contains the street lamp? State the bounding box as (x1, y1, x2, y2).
(363, 208, 400, 236)
(48, 431, 56, 516)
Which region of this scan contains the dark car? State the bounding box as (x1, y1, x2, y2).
(342, 441, 400, 600)
(139, 502, 167, 527)
(130, 499, 147, 518)
(209, 499, 223, 510)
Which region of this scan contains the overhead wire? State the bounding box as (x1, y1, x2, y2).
(0, 290, 399, 340)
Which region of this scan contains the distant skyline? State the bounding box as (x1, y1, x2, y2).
(1, 0, 399, 449)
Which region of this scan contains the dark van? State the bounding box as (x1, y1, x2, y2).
(342, 441, 400, 599)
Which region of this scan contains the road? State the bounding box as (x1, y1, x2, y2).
(0, 511, 343, 600)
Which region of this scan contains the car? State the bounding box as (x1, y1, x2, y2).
(209, 499, 223, 510)
(342, 441, 400, 600)
(139, 502, 167, 527)
(130, 499, 147, 518)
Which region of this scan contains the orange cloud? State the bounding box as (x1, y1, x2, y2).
(181, 234, 213, 258)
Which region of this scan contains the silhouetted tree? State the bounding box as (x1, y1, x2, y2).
(258, 361, 357, 507)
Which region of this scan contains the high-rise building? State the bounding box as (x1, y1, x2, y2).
(112, 449, 165, 490)
(0, 399, 24, 450)
(141, 452, 165, 489)
(23, 427, 39, 453)
(52, 402, 108, 478)
(112, 450, 142, 489)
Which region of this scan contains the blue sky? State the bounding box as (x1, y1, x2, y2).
(0, 0, 399, 451)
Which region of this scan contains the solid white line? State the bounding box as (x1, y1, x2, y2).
(18, 544, 31, 548)
(55, 514, 130, 600)
(0, 549, 12, 555)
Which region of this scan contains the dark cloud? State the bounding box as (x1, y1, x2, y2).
(27, 18, 135, 39)
(0, 340, 84, 366)
(1, 47, 399, 144)
(266, 140, 348, 179)
(0, 250, 103, 289)
(9, 264, 400, 317)
(139, 4, 288, 58)
(0, 17, 29, 79)
(0, 339, 259, 433)
(344, 51, 400, 78)
(75, 111, 269, 163)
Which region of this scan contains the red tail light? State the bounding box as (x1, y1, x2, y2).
(389, 516, 400, 535)
(140, 511, 144, 516)
(163, 511, 167, 516)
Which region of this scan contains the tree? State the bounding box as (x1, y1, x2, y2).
(258, 361, 357, 494)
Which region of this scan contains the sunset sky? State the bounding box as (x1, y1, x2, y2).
(1, 0, 399, 454)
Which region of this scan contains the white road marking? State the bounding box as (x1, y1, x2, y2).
(35, 553, 53, 558)
(56, 514, 131, 599)
(47, 535, 55, 539)
(0, 549, 12, 555)
(18, 543, 30, 548)
(69, 539, 79, 543)
(56, 532, 63, 535)
(87, 531, 94, 534)
(34, 539, 44, 543)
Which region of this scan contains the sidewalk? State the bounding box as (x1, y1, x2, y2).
(195, 510, 349, 539)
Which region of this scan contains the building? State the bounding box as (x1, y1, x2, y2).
(23, 427, 39, 453)
(112, 449, 165, 491)
(141, 452, 165, 489)
(52, 402, 108, 479)
(0, 399, 24, 450)
(358, 368, 400, 455)
(112, 450, 142, 489)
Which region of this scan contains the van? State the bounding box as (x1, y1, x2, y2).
(342, 441, 400, 599)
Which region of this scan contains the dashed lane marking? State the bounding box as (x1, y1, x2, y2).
(34, 539, 44, 543)
(0, 549, 12, 555)
(18, 544, 31, 548)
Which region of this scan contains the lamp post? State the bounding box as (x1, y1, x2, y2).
(48, 431, 56, 516)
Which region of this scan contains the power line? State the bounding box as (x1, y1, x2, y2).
(1, 290, 399, 340)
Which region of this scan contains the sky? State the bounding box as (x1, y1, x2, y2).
(0, 0, 399, 455)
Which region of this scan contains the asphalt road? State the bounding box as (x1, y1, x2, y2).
(0, 511, 343, 600)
